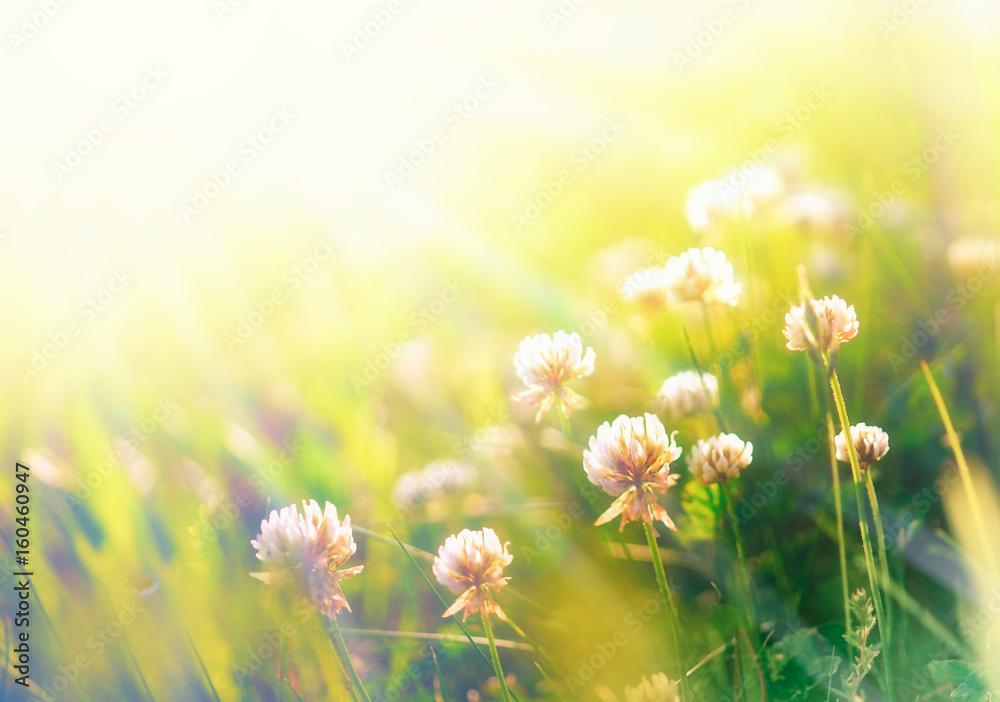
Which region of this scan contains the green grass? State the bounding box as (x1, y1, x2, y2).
(3, 2, 1000, 699)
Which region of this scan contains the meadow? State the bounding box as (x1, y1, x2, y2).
(3, 0, 1000, 700)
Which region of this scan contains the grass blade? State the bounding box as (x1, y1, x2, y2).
(920, 360, 999, 575)
(431, 647, 452, 702)
(185, 629, 222, 702)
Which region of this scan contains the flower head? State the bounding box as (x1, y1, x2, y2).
(624, 673, 680, 702)
(655, 371, 719, 419)
(685, 180, 752, 233)
(663, 247, 743, 307)
(835, 423, 889, 470)
(783, 295, 859, 356)
(947, 237, 999, 280)
(392, 460, 474, 517)
(684, 169, 783, 234)
(251, 500, 363, 619)
(583, 413, 683, 532)
(433, 527, 512, 622)
(621, 267, 673, 306)
(781, 190, 849, 231)
(738, 166, 785, 206)
(513, 331, 595, 422)
(687, 433, 754, 486)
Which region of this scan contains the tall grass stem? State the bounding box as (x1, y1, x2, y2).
(643, 520, 691, 701)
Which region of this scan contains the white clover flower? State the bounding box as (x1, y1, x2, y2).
(687, 433, 754, 486)
(663, 247, 743, 307)
(783, 295, 859, 356)
(583, 414, 683, 532)
(624, 673, 680, 702)
(685, 180, 753, 233)
(392, 460, 474, 515)
(433, 527, 512, 622)
(621, 267, 673, 306)
(780, 190, 849, 231)
(835, 423, 889, 470)
(739, 166, 785, 206)
(513, 331, 595, 423)
(655, 371, 719, 419)
(251, 500, 363, 619)
(947, 237, 999, 280)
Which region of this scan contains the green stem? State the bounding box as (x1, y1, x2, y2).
(554, 398, 573, 440)
(738, 197, 764, 392)
(719, 485, 762, 702)
(482, 615, 511, 702)
(719, 485, 757, 637)
(828, 367, 894, 701)
(327, 617, 371, 702)
(825, 412, 852, 661)
(682, 326, 727, 433)
(643, 521, 690, 701)
(702, 303, 719, 370)
(865, 471, 894, 656)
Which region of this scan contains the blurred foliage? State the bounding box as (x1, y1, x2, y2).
(3, 0, 1000, 700)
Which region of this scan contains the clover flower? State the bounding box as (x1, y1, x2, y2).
(783, 295, 859, 357)
(738, 166, 785, 206)
(513, 331, 595, 422)
(583, 413, 683, 532)
(655, 370, 719, 419)
(621, 267, 673, 306)
(392, 460, 474, 516)
(624, 673, 680, 702)
(687, 433, 754, 486)
(780, 190, 850, 231)
(433, 528, 513, 622)
(685, 168, 783, 234)
(663, 247, 743, 307)
(947, 237, 999, 280)
(835, 423, 889, 470)
(685, 180, 752, 233)
(251, 500, 363, 619)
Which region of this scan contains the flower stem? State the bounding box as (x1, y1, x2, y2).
(865, 471, 894, 654)
(719, 485, 757, 643)
(643, 521, 690, 701)
(828, 368, 894, 701)
(482, 614, 512, 702)
(825, 411, 852, 662)
(719, 484, 762, 702)
(702, 303, 719, 370)
(327, 617, 371, 702)
(682, 326, 727, 433)
(555, 399, 573, 440)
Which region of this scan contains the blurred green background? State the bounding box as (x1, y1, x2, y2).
(3, 0, 1000, 699)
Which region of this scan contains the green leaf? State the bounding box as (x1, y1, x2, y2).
(927, 660, 974, 687)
